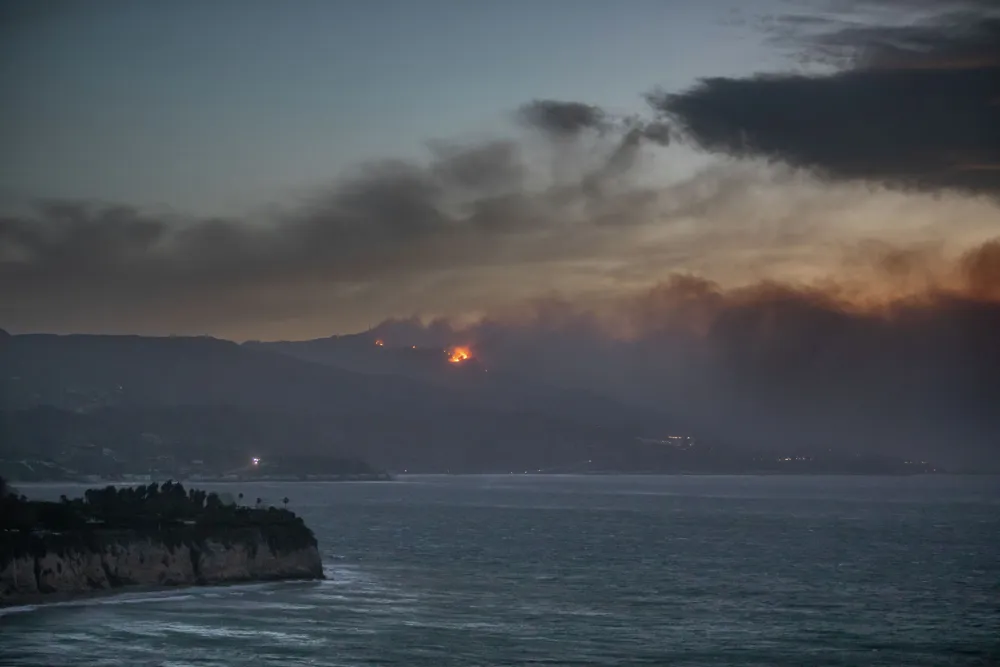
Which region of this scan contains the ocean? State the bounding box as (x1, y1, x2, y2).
(2, 475, 998, 666)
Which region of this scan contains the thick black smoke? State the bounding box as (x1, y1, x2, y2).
(517, 100, 611, 137)
(654, 1, 1000, 196)
(368, 240, 1000, 469)
(0, 124, 669, 333)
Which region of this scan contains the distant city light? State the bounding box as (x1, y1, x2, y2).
(251, 457, 260, 466)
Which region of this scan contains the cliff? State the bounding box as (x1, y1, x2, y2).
(0, 481, 324, 606)
(1, 527, 323, 606)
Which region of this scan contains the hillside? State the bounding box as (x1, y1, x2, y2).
(245, 334, 660, 429)
(0, 333, 942, 476)
(0, 334, 672, 476)
(1, 334, 455, 416)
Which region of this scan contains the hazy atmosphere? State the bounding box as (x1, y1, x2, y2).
(2, 2, 999, 665)
(3, 0, 998, 469)
(3, 0, 996, 338)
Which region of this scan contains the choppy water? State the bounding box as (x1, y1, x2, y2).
(2, 475, 999, 666)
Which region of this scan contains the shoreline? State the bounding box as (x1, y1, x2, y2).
(0, 533, 325, 609)
(6, 476, 394, 486)
(1, 481, 325, 608)
(0, 571, 327, 611)
(8, 471, 982, 485)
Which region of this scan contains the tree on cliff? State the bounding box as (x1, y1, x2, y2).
(188, 487, 209, 509)
(205, 492, 223, 511)
(1, 477, 310, 537)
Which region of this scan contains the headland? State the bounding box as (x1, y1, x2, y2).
(0, 479, 323, 607)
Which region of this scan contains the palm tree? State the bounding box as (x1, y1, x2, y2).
(282, 497, 289, 508)
(256, 497, 262, 507)
(238, 492, 244, 505)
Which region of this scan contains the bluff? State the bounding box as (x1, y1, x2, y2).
(0, 481, 324, 606)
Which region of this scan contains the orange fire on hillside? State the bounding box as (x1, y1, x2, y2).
(447, 345, 472, 363)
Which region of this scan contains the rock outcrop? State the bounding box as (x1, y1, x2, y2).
(0, 526, 323, 606)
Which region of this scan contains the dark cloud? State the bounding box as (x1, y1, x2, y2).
(0, 116, 673, 334)
(3, 150, 996, 337)
(517, 100, 611, 137)
(427, 140, 526, 193)
(517, 99, 673, 151)
(634, 120, 672, 147)
(654, 2, 1000, 196)
(776, 1, 1000, 70)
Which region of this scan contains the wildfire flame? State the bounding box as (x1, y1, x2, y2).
(374, 339, 384, 347)
(448, 345, 472, 363)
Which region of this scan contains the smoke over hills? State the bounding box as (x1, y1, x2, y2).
(324, 245, 1000, 470)
(2, 1, 998, 469)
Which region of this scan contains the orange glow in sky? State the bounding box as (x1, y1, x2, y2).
(448, 346, 472, 363)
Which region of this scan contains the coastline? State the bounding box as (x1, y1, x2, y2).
(4, 474, 394, 485)
(1, 481, 325, 608)
(0, 530, 325, 608)
(0, 568, 326, 611)
(6, 471, 960, 486)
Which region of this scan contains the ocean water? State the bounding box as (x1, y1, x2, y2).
(2, 475, 998, 666)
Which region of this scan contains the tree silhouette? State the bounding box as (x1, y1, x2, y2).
(1, 482, 316, 546)
(282, 497, 289, 507)
(205, 492, 222, 511)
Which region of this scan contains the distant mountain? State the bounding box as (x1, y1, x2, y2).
(244, 331, 442, 377)
(1, 334, 460, 416)
(244, 335, 658, 429)
(1, 333, 945, 476)
(3, 332, 661, 428)
(3, 404, 932, 478)
(0, 405, 380, 479)
(0, 404, 643, 476)
(0, 334, 674, 475)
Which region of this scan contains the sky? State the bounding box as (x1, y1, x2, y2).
(1, 0, 772, 215)
(1, 0, 998, 339)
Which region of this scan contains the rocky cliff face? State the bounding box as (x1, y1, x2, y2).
(0, 528, 323, 605)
